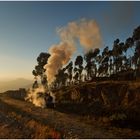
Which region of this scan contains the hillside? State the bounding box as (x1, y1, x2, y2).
(0, 81, 140, 138)
(0, 94, 140, 139)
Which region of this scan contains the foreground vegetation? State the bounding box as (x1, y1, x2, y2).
(0, 93, 140, 138)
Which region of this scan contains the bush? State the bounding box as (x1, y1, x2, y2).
(109, 113, 127, 121)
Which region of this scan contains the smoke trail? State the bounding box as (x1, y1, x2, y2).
(58, 19, 102, 50)
(44, 41, 76, 85)
(25, 86, 46, 108)
(44, 19, 102, 85)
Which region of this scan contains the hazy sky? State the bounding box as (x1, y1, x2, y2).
(0, 1, 140, 81)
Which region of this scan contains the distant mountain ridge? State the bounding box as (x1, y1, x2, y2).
(0, 78, 33, 93)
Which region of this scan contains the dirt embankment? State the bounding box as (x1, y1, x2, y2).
(0, 94, 140, 138)
(0, 96, 114, 139)
(0, 81, 140, 138)
(54, 81, 140, 134)
(55, 81, 140, 108)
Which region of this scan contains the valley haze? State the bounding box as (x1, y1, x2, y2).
(0, 78, 33, 92)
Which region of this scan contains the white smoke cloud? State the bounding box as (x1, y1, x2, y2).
(25, 86, 46, 108)
(25, 19, 102, 108)
(58, 19, 102, 50)
(44, 18, 102, 85)
(44, 41, 76, 85)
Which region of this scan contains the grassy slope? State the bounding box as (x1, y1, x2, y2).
(0, 81, 140, 138)
(0, 93, 140, 138)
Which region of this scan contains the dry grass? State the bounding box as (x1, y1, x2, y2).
(1, 80, 140, 139)
(26, 119, 61, 139)
(0, 99, 62, 139)
(0, 111, 62, 139)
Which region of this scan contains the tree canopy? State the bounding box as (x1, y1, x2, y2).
(32, 25, 140, 89)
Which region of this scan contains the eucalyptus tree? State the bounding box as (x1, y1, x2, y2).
(84, 48, 100, 80)
(132, 26, 140, 76)
(64, 61, 73, 84)
(75, 55, 84, 81)
(32, 52, 50, 89)
(112, 39, 126, 74)
(54, 68, 68, 87)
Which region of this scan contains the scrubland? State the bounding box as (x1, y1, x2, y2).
(0, 81, 140, 138)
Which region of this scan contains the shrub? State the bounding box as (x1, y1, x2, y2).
(109, 113, 127, 121)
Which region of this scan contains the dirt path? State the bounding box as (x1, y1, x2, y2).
(0, 95, 140, 138)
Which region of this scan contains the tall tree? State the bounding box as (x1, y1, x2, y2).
(67, 61, 73, 84)
(54, 69, 68, 88)
(32, 52, 50, 88)
(75, 55, 84, 82)
(112, 39, 125, 74)
(84, 48, 100, 80)
(100, 46, 110, 76)
(132, 26, 140, 77)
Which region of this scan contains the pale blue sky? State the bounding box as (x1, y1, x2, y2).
(0, 1, 140, 80)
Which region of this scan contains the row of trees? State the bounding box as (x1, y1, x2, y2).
(32, 26, 140, 89)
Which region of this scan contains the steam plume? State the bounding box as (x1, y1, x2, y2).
(44, 41, 76, 85)
(25, 86, 46, 108)
(45, 19, 102, 85)
(58, 19, 102, 50)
